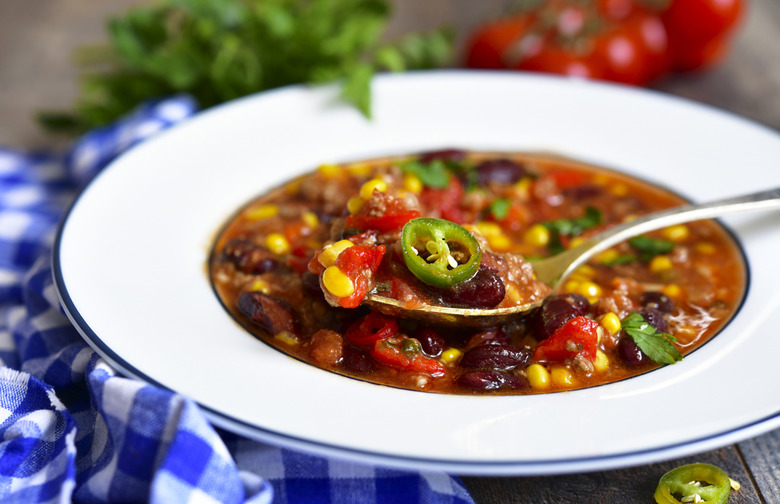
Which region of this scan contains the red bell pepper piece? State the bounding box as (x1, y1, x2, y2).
(346, 210, 420, 232)
(345, 312, 398, 347)
(533, 315, 599, 362)
(372, 339, 446, 377)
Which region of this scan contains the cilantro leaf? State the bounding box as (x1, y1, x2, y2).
(629, 235, 675, 261)
(622, 312, 683, 365)
(489, 198, 511, 220)
(398, 159, 451, 188)
(543, 206, 602, 237)
(541, 206, 602, 255)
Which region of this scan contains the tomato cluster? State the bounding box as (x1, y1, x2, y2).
(464, 0, 745, 86)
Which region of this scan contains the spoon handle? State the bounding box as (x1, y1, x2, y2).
(532, 187, 780, 289)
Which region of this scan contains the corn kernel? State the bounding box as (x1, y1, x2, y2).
(662, 284, 682, 298)
(576, 281, 602, 299)
(318, 239, 354, 267)
(474, 221, 502, 238)
(317, 163, 341, 177)
(487, 233, 511, 252)
(596, 248, 619, 264)
(245, 204, 279, 220)
(662, 224, 690, 242)
(347, 196, 365, 215)
(574, 264, 596, 279)
(592, 173, 609, 186)
(527, 363, 551, 390)
(347, 162, 371, 177)
(563, 280, 580, 294)
(322, 266, 354, 297)
(593, 350, 609, 372)
(569, 236, 586, 249)
(610, 183, 629, 196)
(250, 279, 271, 294)
(302, 211, 319, 229)
(275, 331, 299, 345)
(265, 233, 291, 255)
(440, 347, 462, 365)
(523, 224, 550, 247)
(695, 242, 716, 254)
(551, 366, 575, 387)
(600, 312, 621, 335)
(403, 173, 423, 194)
(513, 177, 532, 198)
(650, 255, 673, 273)
(359, 178, 388, 200)
(505, 284, 521, 303)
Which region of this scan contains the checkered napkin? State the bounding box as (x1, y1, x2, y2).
(0, 97, 475, 504)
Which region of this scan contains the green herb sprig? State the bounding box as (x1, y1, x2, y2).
(622, 312, 683, 365)
(542, 206, 602, 255)
(38, 0, 454, 135)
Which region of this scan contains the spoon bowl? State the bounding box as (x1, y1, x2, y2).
(365, 187, 780, 328)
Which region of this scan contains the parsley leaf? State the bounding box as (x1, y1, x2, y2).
(37, 0, 455, 135)
(489, 198, 511, 220)
(628, 235, 675, 261)
(398, 159, 451, 188)
(543, 206, 602, 237)
(541, 206, 602, 255)
(622, 312, 683, 365)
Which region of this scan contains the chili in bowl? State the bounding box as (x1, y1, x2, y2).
(209, 149, 746, 395)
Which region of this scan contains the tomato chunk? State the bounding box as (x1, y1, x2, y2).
(372, 339, 446, 376)
(533, 315, 599, 362)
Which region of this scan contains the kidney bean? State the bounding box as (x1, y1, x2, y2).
(415, 327, 445, 357)
(464, 327, 510, 350)
(418, 148, 466, 164)
(438, 267, 506, 308)
(222, 238, 278, 274)
(531, 293, 590, 340)
(475, 159, 526, 185)
(457, 371, 529, 392)
(618, 336, 649, 367)
(563, 184, 603, 200)
(237, 292, 299, 335)
(342, 345, 375, 374)
(460, 344, 530, 371)
(641, 291, 675, 313)
(640, 307, 669, 333)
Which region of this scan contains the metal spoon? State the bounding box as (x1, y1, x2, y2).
(365, 187, 780, 328)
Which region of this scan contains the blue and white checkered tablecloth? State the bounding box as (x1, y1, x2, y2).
(0, 97, 476, 504)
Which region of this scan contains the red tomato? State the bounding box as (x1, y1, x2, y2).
(420, 176, 466, 224)
(334, 244, 385, 309)
(519, 44, 607, 80)
(465, 16, 534, 69)
(594, 10, 669, 85)
(464, 2, 669, 87)
(533, 316, 599, 362)
(598, 0, 637, 20)
(661, 0, 745, 71)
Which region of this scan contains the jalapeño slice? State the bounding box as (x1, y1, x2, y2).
(401, 218, 481, 288)
(654, 463, 731, 504)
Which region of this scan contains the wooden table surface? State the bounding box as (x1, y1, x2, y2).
(2, 1, 778, 502)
